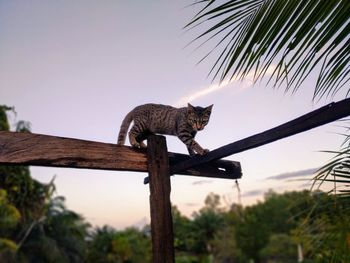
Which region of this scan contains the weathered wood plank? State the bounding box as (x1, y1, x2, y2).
(0, 131, 242, 179)
(168, 152, 241, 179)
(172, 98, 350, 174)
(147, 135, 175, 263)
(0, 131, 147, 172)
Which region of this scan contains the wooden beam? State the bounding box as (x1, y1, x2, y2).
(0, 131, 147, 172)
(0, 131, 241, 179)
(168, 151, 241, 179)
(147, 135, 175, 263)
(171, 98, 350, 175)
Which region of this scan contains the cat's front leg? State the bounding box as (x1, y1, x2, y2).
(187, 146, 196, 156)
(178, 132, 209, 155)
(191, 140, 209, 155)
(129, 126, 144, 148)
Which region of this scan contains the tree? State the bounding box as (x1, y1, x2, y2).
(259, 233, 296, 263)
(172, 205, 192, 252)
(0, 189, 20, 262)
(229, 190, 322, 262)
(172, 194, 225, 262)
(0, 105, 46, 261)
(0, 106, 90, 262)
(87, 226, 151, 263)
(17, 196, 90, 263)
(191, 193, 224, 257)
(211, 204, 246, 263)
(292, 192, 350, 262)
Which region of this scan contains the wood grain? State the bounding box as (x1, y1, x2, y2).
(0, 131, 147, 172)
(147, 135, 175, 263)
(0, 131, 242, 179)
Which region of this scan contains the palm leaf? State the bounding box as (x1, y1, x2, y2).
(313, 130, 350, 197)
(187, 0, 350, 99)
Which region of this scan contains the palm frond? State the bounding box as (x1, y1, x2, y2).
(313, 126, 350, 197)
(187, 0, 350, 99)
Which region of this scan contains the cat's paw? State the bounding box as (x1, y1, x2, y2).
(189, 151, 196, 157)
(196, 149, 209, 155)
(202, 149, 210, 155)
(131, 142, 141, 148)
(139, 142, 147, 148)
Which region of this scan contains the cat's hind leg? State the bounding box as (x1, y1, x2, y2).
(136, 131, 156, 149)
(129, 125, 151, 149)
(129, 125, 142, 148)
(136, 133, 150, 149)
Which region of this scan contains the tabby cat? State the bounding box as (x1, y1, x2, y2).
(117, 103, 213, 156)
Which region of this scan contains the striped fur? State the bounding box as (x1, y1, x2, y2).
(117, 103, 213, 155)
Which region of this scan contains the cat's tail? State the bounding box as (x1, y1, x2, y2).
(117, 110, 134, 145)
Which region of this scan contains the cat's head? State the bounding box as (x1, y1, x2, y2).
(187, 103, 213, 131)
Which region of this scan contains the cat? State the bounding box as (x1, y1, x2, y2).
(117, 103, 213, 156)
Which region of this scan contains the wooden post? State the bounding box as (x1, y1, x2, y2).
(147, 135, 175, 263)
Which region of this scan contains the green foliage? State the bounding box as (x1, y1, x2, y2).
(173, 205, 193, 251)
(0, 238, 18, 262)
(0, 105, 14, 131)
(0, 190, 20, 231)
(191, 209, 224, 254)
(0, 164, 51, 223)
(314, 127, 350, 197)
(0, 238, 17, 252)
(259, 234, 296, 263)
(172, 190, 350, 263)
(87, 226, 151, 263)
(293, 193, 350, 262)
(18, 196, 90, 263)
(172, 193, 225, 262)
(0, 190, 20, 261)
(0, 105, 90, 263)
(0, 105, 42, 222)
(233, 191, 305, 261)
(212, 225, 245, 263)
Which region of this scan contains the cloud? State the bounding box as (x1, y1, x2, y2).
(174, 65, 276, 106)
(174, 79, 236, 107)
(192, 180, 213, 186)
(241, 189, 265, 197)
(298, 182, 313, 188)
(266, 168, 318, 180)
(184, 202, 200, 207)
(132, 217, 149, 229)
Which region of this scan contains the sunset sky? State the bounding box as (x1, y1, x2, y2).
(1, 1, 346, 229)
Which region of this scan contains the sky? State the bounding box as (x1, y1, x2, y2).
(0, 0, 347, 229)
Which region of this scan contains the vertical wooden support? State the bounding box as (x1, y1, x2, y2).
(147, 135, 175, 263)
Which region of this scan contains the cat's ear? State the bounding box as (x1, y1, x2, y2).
(205, 104, 213, 113)
(187, 103, 195, 113)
